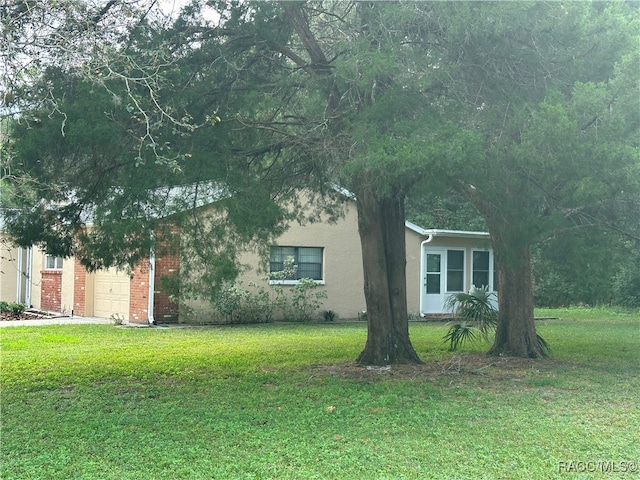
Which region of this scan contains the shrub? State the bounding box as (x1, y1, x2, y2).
(612, 254, 640, 308)
(180, 257, 329, 324)
(288, 278, 328, 322)
(0, 301, 10, 313)
(212, 281, 274, 324)
(443, 286, 498, 351)
(322, 310, 337, 322)
(267, 257, 327, 322)
(9, 302, 26, 316)
(110, 313, 125, 326)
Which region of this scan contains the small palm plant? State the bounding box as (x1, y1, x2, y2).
(443, 286, 498, 351)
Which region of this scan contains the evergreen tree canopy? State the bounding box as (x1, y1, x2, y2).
(3, 1, 638, 361)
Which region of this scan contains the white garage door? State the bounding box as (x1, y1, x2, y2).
(93, 268, 130, 320)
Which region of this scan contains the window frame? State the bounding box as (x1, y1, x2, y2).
(44, 254, 64, 270)
(471, 249, 497, 292)
(268, 246, 325, 285)
(424, 252, 442, 294)
(445, 249, 466, 293)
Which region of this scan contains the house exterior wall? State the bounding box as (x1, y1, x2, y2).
(30, 251, 43, 309)
(0, 239, 77, 313)
(5, 248, 178, 323)
(40, 269, 62, 312)
(38, 252, 74, 314)
(74, 260, 87, 316)
(419, 234, 495, 316)
(182, 201, 470, 321)
(405, 228, 425, 315)
(33, 251, 75, 315)
(0, 237, 19, 303)
(178, 199, 366, 322)
(238, 200, 367, 320)
(153, 252, 180, 323)
(60, 256, 75, 314)
(130, 261, 150, 323)
(178, 199, 495, 322)
(2, 200, 493, 322)
(426, 235, 493, 293)
(68, 224, 179, 323)
(0, 241, 38, 307)
(150, 225, 180, 323)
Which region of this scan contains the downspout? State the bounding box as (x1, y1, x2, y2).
(25, 247, 32, 307)
(147, 248, 156, 325)
(15, 246, 33, 306)
(419, 234, 434, 317)
(16, 247, 22, 303)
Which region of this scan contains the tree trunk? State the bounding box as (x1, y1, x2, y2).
(488, 241, 546, 358)
(354, 177, 422, 365)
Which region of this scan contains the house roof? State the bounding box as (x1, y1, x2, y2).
(423, 228, 490, 238)
(405, 220, 490, 239)
(331, 187, 490, 239)
(147, 181, 228, 219)
(2, 182, 491, 240)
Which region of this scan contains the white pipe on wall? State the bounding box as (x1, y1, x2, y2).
(147, 250, 155, 325)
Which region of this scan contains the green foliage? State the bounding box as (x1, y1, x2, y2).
(211, 281, 274, 324)
(532, 232, 640, 308)
(10, 303, 26, 315)
(443, 286, 498, 351)
(4, 13, 306, 276)
(267, 257, 328, 322)
(1, 302, 26, 316)
(182, 255, 328, 324)
(536, 333, 552, 357)
(322, 310, 337, 322)
(288, 278, 328, 323)
(612, 247, 640, 308)
(442, 323, 479, 352)
(532, 230, 614, 307)
(445, 2, 639, 234)
(0, 301, 10, 313)
(5, 1, 638, 361)
(406, 192, 486, 231)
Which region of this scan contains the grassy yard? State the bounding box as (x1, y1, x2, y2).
(1, 308, 638, 479)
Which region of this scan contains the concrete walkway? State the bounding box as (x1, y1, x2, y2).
(0, 316, 115, 327)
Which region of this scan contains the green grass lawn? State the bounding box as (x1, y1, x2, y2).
(1, 308, 639, 479)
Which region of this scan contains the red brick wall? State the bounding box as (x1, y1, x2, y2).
(152, 224, 180, 323)
(41, 270, 62, 312)
(127, 225, 180, 324)
(129, 261, 150, 324)
(73, 260, 87, 316)
(154, 252, 180, 323)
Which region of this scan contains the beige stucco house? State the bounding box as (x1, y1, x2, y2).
(1, 195, 496, 322)
(1, 225, 169, 321)
(0, 239, 74, 314)
(232, 201, 495, 320)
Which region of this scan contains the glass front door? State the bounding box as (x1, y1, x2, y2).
(422, 251, 445, 314)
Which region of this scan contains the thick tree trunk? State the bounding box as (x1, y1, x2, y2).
(354, 178, 422, 365)
(488, 241, 546, 358)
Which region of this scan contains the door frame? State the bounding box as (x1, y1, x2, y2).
(420, 246, 467, 315)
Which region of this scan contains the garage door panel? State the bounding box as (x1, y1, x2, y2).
(93, 268, 130, 320)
